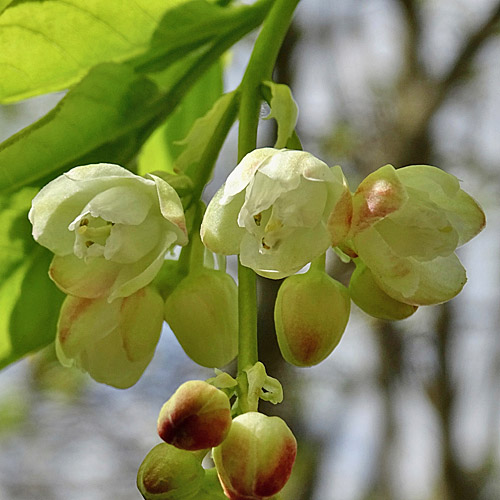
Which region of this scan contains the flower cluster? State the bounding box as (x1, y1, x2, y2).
(138, 380, 297, 500)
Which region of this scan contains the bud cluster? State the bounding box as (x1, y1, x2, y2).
(138, 380, 297, 500)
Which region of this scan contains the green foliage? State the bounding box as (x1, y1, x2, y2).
(0, 0, 189, 103)
(0, 189, 64, 369)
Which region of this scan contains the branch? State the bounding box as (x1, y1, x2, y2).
(435, 1, 500, 110)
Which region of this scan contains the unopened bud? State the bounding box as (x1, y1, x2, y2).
(349, 261, 417, 320)
(157, 380, 232, 451)
(213, 412, 297, 500)
(274, 270, 350, 366)
(137, 443, 204, 500)
(164, 270, 238, 368)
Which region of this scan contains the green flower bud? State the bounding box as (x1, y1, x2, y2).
(349, 260, 417, 320)
(342, 164, 485, 305)
(137, 443, 205, 500)
(29, 163, 187, 302)
(213, 412, 297, 500)
(157, 380, 232, 451)
(55, 286, 163, 388)
(164, 270, 238, 368)
(201, 148, 350, 279)
(274, 270, 350, 366)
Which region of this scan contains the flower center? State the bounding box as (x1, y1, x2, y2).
(73, 214, 113, 259)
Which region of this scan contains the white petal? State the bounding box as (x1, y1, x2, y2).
(104, 215, 161, 263)
(72, 185, 153, 226)
(201, 187, 245, 255)
(221, 148, 277, 204)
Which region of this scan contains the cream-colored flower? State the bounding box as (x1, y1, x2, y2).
(29, 163, 187, 302)
(201, 148, 349, 279)
(341, 164, 486, 305)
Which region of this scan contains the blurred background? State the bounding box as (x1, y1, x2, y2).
(0, 0, 499, 498)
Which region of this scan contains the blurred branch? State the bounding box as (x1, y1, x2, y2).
(395, 0, 423, 79)
(437, 1, 500, 105)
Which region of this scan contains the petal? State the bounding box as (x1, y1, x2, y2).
(350, 164, 408, 235)
(79, 326, 155, 389)
(201, 187, 245, 255)
(119, 286, 164, 362)
(70, 185, 153, 226)
(238, 172, 285, 228)
(108, 229, 178, 301)
(29, 175, 91, 255)
(239, 224, 331, 279)
(259, 149, 334, 186)
(49, 254, 121, 299)
(271, 178, 328, 228)
(374, 194, 459, 260)
(56, 295, 121, 361)
(104, 215, 161, 263)
(355, 226, 466, 305)
(221, 148, 277, 203)
(397, 165, 485, 246)
(150, 174, 188, 245)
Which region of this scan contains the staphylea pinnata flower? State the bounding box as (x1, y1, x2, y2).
(331, 164, 486, 306)
(201, 148, 349, 279)
(56, 286, 164, 389)
(29, 163, 187, 302)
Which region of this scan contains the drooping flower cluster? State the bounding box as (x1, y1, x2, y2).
(138, 380, 297, 500)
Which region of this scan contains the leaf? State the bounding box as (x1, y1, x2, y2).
(0, 189, 65, 370)
(137, 58, 224, 176)
(0, 63, 162, 193)
(261, 81, 299, 149)
(174, 90, 239, 174)
(0, 0, 272, 104)
(0, 0, 272, 194)
(129, 0, 272, 73)
(0, 0, 189, 103)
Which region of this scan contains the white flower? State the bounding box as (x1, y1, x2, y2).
(201, 148, 349, 279)
(29, 163, 187, 301)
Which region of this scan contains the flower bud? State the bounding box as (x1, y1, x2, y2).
(164, 270, 238, 368)
(274, 270, 350, 366)
(157, 380, 232, 451)
(213, 412, 297, 500)
(349, 261, 417, 320)
(137, 443, 204, 500)
(56, 286, 163, 388)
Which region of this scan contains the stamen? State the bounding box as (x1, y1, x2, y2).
(85, 240, 94, 248)
(79, 218, 89, 227)
(253, 213, 262, 226)
(261, 237, 271, 250)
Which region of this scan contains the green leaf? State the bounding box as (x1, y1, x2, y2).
(262, 81, 298, 149)
(0, 0, 189, 103)
(137, 58, 224, 176)
(0, 63, 162, 193)
(174, 90, 238, 175)
(0, 0, 272, 104)
(0, 0, 272, 194)
(129, 0, 272, 74)
(0, 190, 65, 370)
(0, 0, 13, 15)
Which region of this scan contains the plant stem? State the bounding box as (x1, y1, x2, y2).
(238, 0, 301, 160)
(309, 252, 326, 273)
(236, 0, 301, 376)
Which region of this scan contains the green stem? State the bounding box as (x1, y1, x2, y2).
(236, 0, 301, 387)
(238, 0, 301, 159)
(309, 252, 326, 273)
